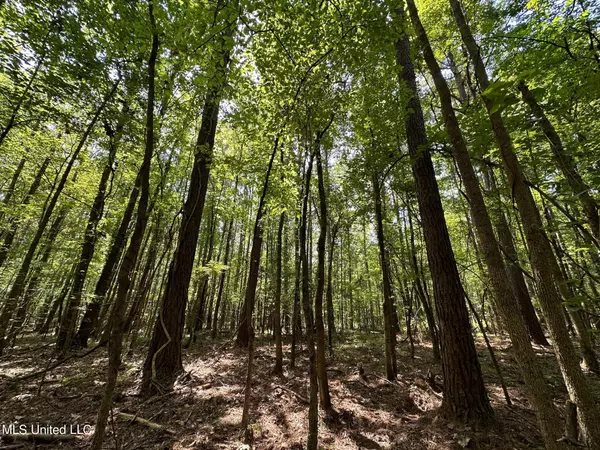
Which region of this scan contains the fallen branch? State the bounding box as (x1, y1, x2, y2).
(272, 384, 309, 404)
(117, 412, 176, 435)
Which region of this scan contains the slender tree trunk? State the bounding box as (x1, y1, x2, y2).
(7, 207, 67, 344)
(141, 10, 234, 392)
(76, 171, 141, 347)
(237, 138, 280, 347)
(372, 171, 398, 380)
(483, 166, 548, 345)
(0, 79, 119, 355)
(290, 214, 302, 369)
(300, 151, 319, 450)
(0, 157, 25, 218)
(518, 81, 599, 239)
(90, 5, 157, 447)
(58, 112, 123, 351)
(450, 0, 600, 443)
(326, 222, 337, 355)
(240, 137, 280, 434)
(394, 6, 493, 422)
(212, 217, 234, 339)
(407, 1, 566, 444)
(0, 47, 46, 147)
(315, 139, 333, 412)
(274, 208, 285, 374)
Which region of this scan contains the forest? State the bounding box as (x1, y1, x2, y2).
(1, 0, 600, 448)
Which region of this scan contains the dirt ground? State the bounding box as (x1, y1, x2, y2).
(1, 332, 598, 449)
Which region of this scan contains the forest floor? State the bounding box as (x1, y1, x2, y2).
(1, 332, 599, 450)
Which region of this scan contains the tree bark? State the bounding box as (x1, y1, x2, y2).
(394, 6, 493, 422)
(141, 9, 234, 392)
(7, 207, 67, 345)
(482, 166, 549, 345)
(0, 157, 25, 220)
(90, 5, 158, 447)
(407, 1, 566, 444)
(274, 208, 285, 374)
(372, 171, 398, 380)
(315, 139, 333, 412)
(75, 171, 140, 347)
(239, 137, 280, 433)
(212, 214, 234, 338)
(300, 151, 319, 450)
(326, 222, 337, 355)
(449, 0, 600, 444)
(58, 111, 123, 351)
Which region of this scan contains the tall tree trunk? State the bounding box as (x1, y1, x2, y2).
(449, 0, 600, 443)
(141, 9, 234, 392)
(0, 157, 50, 270)
(393, 6, 493, 422)
(274, 208, 285, 374)
(372, 171, 398, 381)
(240, 137, 280, 434)
(76, 171, 140, 347)
(0, 79, 119, 355)
(7, 207, 67, 344)
(191, 210, 217, 342)
(59, 111, 123, 351)
(482, 166, 548, 345)
(518, 81, 599, 240)
(407, 1, 566, 445)
(290, 214, 302, 369)
(212, 217, 234, 339)
(326, 222, 337, 355)
(124, 215, 162, 335)
(236, 138, 280, 347)
(315, 138, 333, 412)
(300, 151, 319, 450)
(90, 5, 158, 447)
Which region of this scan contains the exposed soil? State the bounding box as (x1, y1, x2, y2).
(1, 332, 598, 449)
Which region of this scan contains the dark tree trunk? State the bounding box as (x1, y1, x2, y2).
(274, 208, 285, 374)
(141, 14, 233, 392)
(90, 6, 158, 447)
(326, 222, 337, 355)
(393, 6, 493, 422)
(300, 151, 319, 450)
(372, 171, 398, 381)
(290, 214, 302, 369)
(212, 216, 234, 339)
(0, 45, 46, 147)
(315, 139, 333, 412)
(8, 207, 67, 344)
(38, 264, 76, 335)
(76, 171, 141, 347)
(236, 138, 280, 347)
(59, 111, 123, 351)
(0, 157, 25, 217)
(239, 137, 280, 434)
